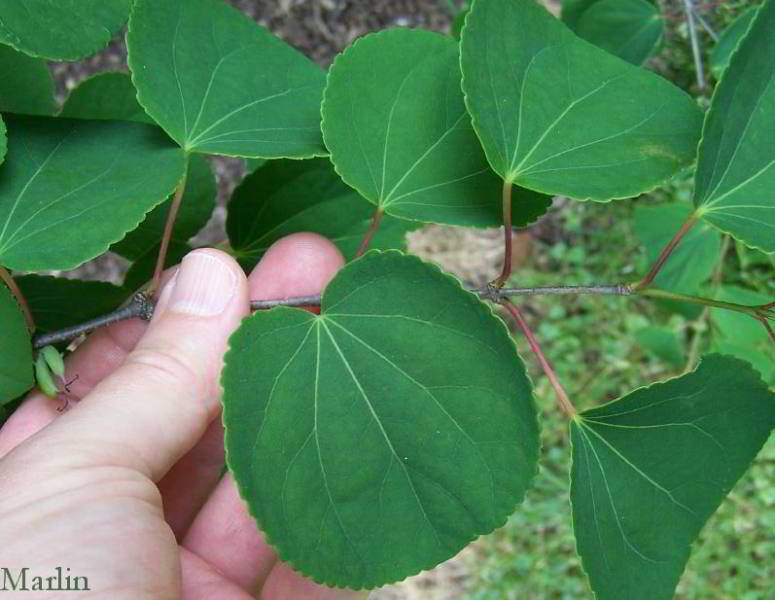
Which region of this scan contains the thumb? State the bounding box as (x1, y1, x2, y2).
(35, 249, 249, 480)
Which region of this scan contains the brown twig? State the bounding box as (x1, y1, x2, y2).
(636, 211, 698, 290)
(150, 165, 189, 294)
(0, 265, 35, 332)
(501, 299, 576, 417)
(356, 207, 384, 258)
(492, 179, 514, 288)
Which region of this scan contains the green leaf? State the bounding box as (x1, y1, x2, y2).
(227, 158, 420, 268)
(15, 275, 129, 333)
(123, 241, 191, 292)
(322, 28, 551, 227)
(0, 0, 131, 61)
(693, 0, 775, 253)
(0, 115, 186, 271)
(0, 116, 5, 165)
(245, 158, 267, 174)
(112, 154, 215, 261)
(222, 251, 539, 588)
(0, 44, 56, 115)
(127, 0, 326, 158)
(573, 0, 663, 66)
(0, 283, 33, 406)
(460, 0, 702, 200)
(60, 72, 152, 123)
(561, 0, 600, 28)
(710, 286, 774, 384)
(633, 202, 721, 295)
(634, 326, 684, 368)
(571, 354, 775, 600)
(709, 7, 758, 80)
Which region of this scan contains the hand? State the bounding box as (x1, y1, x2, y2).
(0, 234, 368, 600)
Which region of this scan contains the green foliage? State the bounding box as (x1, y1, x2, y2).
(15, 275, 129, 333)
(694, 0, 775, 253)
(227, 158, 418, 267)
(60, 72, 152, 123)
(323, 28, 551, 227)
(572, 0, 663, 65)
(571, 355, 775, 600)
(0, 0, 131, 60)
(0, 116, 186, 271)
(0, 44, 55, 116)
(460, 0, 702, 200)
(0, 283, 33, 406)
(709, 7, 759, 79)
(0, 0, 772, 596)
(222, 251, 539, 588)
(127, 0, 327, 158)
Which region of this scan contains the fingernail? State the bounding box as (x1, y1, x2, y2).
(168, 252, 238, 317)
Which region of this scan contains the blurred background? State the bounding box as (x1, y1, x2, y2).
(44, 1, 773, 598)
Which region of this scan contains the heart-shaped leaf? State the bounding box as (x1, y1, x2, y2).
(693, 0, 775, 253)
(222, 251, 539, 588)
(0, 115, 186, 271)
(0, 283, 33, 406)
(127, 0, 327, 158)
(561, 0, 600, 27)
(571, 354, 775, 600)
(60, 72, 152, 123)
(709, 7, 758, 80)
(227, 158, 419, 267)
(0, 116, 6, 165)
(322, 28, 551, 227)
(123, 241, 191, 292)
(0, 0, 131, 61)
(15, 275, 129, 333)
(460, 0, 702, 200)
(573, 0, 663, 65)
(0, 44, 55, 115)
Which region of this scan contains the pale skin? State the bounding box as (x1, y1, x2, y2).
(0, 234, 369, 600)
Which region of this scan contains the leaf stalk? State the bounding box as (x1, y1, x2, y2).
(0, 265, 35, 332)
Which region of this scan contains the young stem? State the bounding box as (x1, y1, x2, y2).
(637, 286, 774, 340)
(0, 265, 35, 332)
(355, 207, 384, 258)
(501, 300, 576, 418)
(635, 211, 698, 290)
(492, 179, 513, 288)
(150, 164, 189, 294)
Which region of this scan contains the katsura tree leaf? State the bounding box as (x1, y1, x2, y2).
(127, 0, 327, 158)
(123, 241, 191, 292)
(322, 28, 552, 227)
(0, 0, 131, 61)
(0, 44, 56, 115)
(60, 72, 152, 123)
(227, 158, 419, 268)
(245, 158, 267, 174)
(710, 286, 775, 384)
(634, 326, 684, 368)
(222, 251, 539, 588)
(709, 7, 758, 80)
(571, 354, 775, 600)
(460, 0, 702, 201)
(634, 202, 721, 295)
(0, 283, 34, 406)
(15, 275, 129, 333)
(112, 154, 215, 261)
(693, 0, 775, 253)
(573, 0, 663, 66)
(0, 115, 186, 272)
